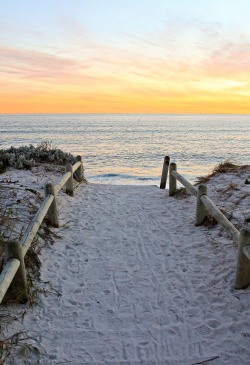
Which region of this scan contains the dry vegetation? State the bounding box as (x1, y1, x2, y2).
(172, 187, 189, 199)
(195, 160, 250, 185)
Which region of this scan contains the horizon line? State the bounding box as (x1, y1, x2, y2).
(1, 112, 250, 116)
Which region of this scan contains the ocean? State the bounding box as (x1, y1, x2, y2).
(0, 114, 249, 186)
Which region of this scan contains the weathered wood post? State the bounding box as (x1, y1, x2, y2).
(160, 156, 170, 189)
(195, 184, 207, 226)
(75, 155, 84, 182)
(66, 164, 74, 196)
(235, 229, 250, 289)
(7, 240, 28, 303)
(45, 183, 59, 227)
(169, 162, 177, 196)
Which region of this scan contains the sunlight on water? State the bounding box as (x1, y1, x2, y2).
(0, 114, 249, 185)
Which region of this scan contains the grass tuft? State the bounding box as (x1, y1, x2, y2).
(202, 213, 218, 228)
(172, 187, 189, 199)
(0, 330, 47, 364)
(195, 160, 250, 185)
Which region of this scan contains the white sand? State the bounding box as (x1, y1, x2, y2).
(1, 165, 250, 364)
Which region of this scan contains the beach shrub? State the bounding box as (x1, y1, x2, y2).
(0, 162, 6, 174)
(0, 141, 76, 172)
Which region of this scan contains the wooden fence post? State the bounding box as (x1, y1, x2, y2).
(75, 155, 84, 182)
(160, 156, 170, 189)
(169, 162, 177, 196)
(45, 183, 59, 227)
(195, 184, 207, 226)
(66, 164, 74, 196)
(7, 240, 28, 303)
(235, 229, 250, 289)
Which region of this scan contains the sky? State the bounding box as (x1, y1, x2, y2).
(0, 0, 250, 114)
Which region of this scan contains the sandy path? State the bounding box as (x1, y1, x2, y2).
(5, 183, 250, 364)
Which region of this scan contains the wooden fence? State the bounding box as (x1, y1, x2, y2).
(0, 156, 84, 304)
(160, 156, 250, 290)
(1, 155, 249, 304)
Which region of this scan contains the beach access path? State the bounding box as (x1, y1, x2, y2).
(3, 171, 250, 364)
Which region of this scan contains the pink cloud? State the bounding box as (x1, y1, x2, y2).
(203, 41, 250, 76)
(0, 46, 92, 82)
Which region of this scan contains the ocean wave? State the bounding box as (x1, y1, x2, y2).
(92, 173, 156, 181)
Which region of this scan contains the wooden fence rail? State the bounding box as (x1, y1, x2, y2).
(160, 156, 250, 290)
(0, 156, 84, 304)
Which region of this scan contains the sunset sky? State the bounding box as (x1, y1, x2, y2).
(1, 0, 250, 114)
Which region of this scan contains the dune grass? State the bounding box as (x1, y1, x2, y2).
(195, 160, 250, 185)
